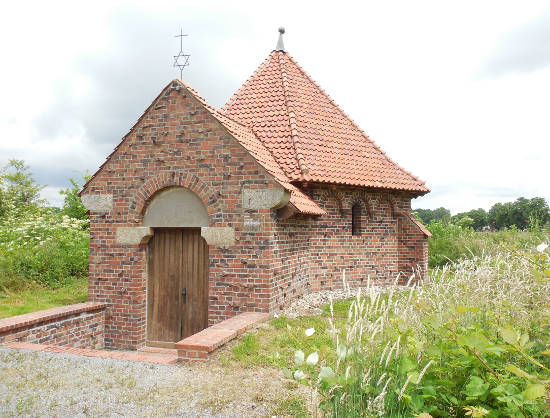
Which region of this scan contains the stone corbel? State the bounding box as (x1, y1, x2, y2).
(242, 188, 291, 210)
(201, 227, 235, 246)
(81, 194, 113, 212)
(116, 227, 154, 245)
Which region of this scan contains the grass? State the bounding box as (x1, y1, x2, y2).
(229, 310, 350, 370)
(228, 246, 550, 417)
(270, 395, 310, 417)
(0, 277, 88, 319)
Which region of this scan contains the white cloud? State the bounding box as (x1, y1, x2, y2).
(1, 0, 549, 214)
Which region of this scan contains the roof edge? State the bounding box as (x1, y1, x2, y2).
(79, 79, 179, 196)
(284, 53, 429, 189)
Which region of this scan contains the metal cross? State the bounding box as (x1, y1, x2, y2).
(173, 29, 190, 78)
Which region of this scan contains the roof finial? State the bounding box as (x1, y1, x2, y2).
(173, 29, 190, 79)
(276, 27, 285, 52)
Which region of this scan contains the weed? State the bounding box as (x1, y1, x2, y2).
(271, 396, 309, 417)
(280, 245, 550, 417)
(15, 396, 34, 413)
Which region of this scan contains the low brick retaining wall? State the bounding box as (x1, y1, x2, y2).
(0, 302, 107, 349)
(175, 312, 270, 362)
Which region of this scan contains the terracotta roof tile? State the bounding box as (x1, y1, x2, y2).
(407, 213, 432, 237)
(177, 80, 325, 216)
(222, 51, 429, 194)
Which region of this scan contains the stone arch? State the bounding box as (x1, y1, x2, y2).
(143, 187, 209, 227)
(349, 192, 373, 220)
(128, 170, 221, 225)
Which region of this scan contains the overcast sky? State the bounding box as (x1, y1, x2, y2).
(1, 0, 549, 213)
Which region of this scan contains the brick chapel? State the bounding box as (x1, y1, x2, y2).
(80, 29, 431, 350)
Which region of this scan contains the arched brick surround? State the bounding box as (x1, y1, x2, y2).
(128, 170, 221, 225)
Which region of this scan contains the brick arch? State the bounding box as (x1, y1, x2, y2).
(317, 189, 344, 217)
(349, 192, 373, 220)
(128, 170, 221, 225)
(369, 193, 397, 219)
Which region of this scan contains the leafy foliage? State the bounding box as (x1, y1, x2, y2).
(0, 161, 90, 291)
(426, 220, 549, 269)
(414, 207, 451, 225)
(415, 197, 550, 232)
(488, 197, 550, 231)
(59, 173, 91, 221)
(280, 247, 550, 417)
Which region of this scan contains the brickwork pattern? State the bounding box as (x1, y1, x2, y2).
(271, 186, 428, 309)
(5, 342, 178, 364)
(0, 302, 106, 349)
(175, 312, 269, 362)
(84, 83, 282, 349)
(82, 82, 428, 350)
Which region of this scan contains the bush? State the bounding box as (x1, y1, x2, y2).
(426, 220, 549, 269)
(0, 161, 90, 291)
(282, 246, 550, 417)
(0, 212, 89, 289)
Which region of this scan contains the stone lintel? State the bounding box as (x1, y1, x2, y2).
(81, 194, 113, 212)
(200, 227, 235, 246)
(116, 227, 154, 245)
(242, 188, 290, 210)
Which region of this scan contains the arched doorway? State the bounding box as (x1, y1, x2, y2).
(144, 187, 210, 348)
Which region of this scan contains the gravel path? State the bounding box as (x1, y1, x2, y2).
(0, 346, 312, 418)
(0, 288, 404, 417)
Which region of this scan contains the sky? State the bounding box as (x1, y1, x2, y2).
(1, 0, 549, 214)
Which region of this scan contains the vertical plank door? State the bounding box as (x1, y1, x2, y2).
(147, 228, 209, 348)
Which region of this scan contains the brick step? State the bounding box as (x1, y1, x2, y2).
(175, 312, 270, 362)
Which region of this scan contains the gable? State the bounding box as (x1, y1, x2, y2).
(80, 80, 325, 217)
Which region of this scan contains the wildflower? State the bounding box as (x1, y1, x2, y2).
(536, 243, 548, 253)
(305, 327, 315, 337)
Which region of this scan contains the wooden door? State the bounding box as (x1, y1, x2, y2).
(147, 228, 209, 348)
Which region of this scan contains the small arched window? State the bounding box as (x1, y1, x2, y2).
(352, 202, 361, 236)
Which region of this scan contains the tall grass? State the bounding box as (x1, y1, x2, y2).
(426, 221, 549, 268)
(285, 245, 550, 417)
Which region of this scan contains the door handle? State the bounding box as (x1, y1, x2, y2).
(182, 288, 187, 303)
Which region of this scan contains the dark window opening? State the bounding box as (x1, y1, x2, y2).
(352, 203, 361, 236)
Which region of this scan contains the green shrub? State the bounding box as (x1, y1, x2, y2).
(0, 212, 89, 290)
(426, 220, 549, 269)
(282, 246, 550, 417)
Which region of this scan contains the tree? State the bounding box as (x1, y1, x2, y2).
(452, 208, 489, 230)
(488, 197, 550, 230)
(0, 159, 47, 218)
(59, 173, 91, 221)
(413, 207, 451, 224)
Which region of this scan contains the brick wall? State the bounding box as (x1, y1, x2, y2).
(270, 185, 428, 310)
(0, 302, 106, 349)
(84, 82, 281, 349)
(82, 81, 428, 349)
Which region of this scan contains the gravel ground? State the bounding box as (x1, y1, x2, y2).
(0, 288, 405, 417)
(0, 346, 312, 418)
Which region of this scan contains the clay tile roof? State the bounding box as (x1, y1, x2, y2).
(177, 80, 325, 216)
(222, 50, 430, 195)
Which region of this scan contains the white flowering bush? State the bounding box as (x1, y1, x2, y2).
(0, 210, 89, 288)
(0, 160, 89, 289)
